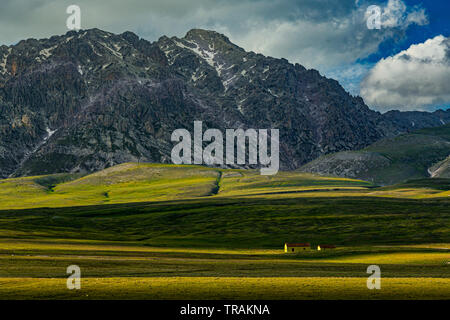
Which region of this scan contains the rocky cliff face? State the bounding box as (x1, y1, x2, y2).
(0, 28, 448, 178)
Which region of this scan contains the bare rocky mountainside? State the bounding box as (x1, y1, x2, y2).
(0, 28, 449, 178)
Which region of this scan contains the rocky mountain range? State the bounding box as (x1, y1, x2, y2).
(0, 28, 449, 178)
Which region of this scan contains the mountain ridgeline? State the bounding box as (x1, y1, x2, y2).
(0, 28, 449, 179)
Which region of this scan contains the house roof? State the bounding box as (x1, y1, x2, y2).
(285, 243, 310, 247)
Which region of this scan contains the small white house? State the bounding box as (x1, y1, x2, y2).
(284, 243, 311, 253)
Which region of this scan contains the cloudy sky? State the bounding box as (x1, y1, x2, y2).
(1, 0, 449, 112)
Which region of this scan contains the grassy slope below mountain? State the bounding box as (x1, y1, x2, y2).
(299, 124, 450, 185)
(1, 163, 449, 211)
(0, 163, 373, 210)
(429, 155, 450, 178)
(0, 163, 448, 247)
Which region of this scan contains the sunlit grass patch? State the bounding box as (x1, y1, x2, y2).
(319, 252, 450, 265)
(0, 277, 448, 300)
(1, 163, 449, 211)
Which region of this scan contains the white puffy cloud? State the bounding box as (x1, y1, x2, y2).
(378, 0, 428, 28)
(361, 35, 450, 112)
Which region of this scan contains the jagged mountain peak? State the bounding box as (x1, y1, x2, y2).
(0, 28, 168, 83)
(159, 29, 246, 66)
(184, 28, 235, 47)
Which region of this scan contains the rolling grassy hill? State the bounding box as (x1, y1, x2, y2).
(0, 163, 374, 210)
(0, 163, 448, 247)
(1, 162, 449, 212)
(300, 124, 450, 185)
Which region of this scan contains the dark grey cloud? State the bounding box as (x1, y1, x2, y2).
(0, 0, 428, 105)
(0, 1, 424, 65)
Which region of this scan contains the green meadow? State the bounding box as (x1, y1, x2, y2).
(0, 239, 448, 299)
(0, 163, 448, 299)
